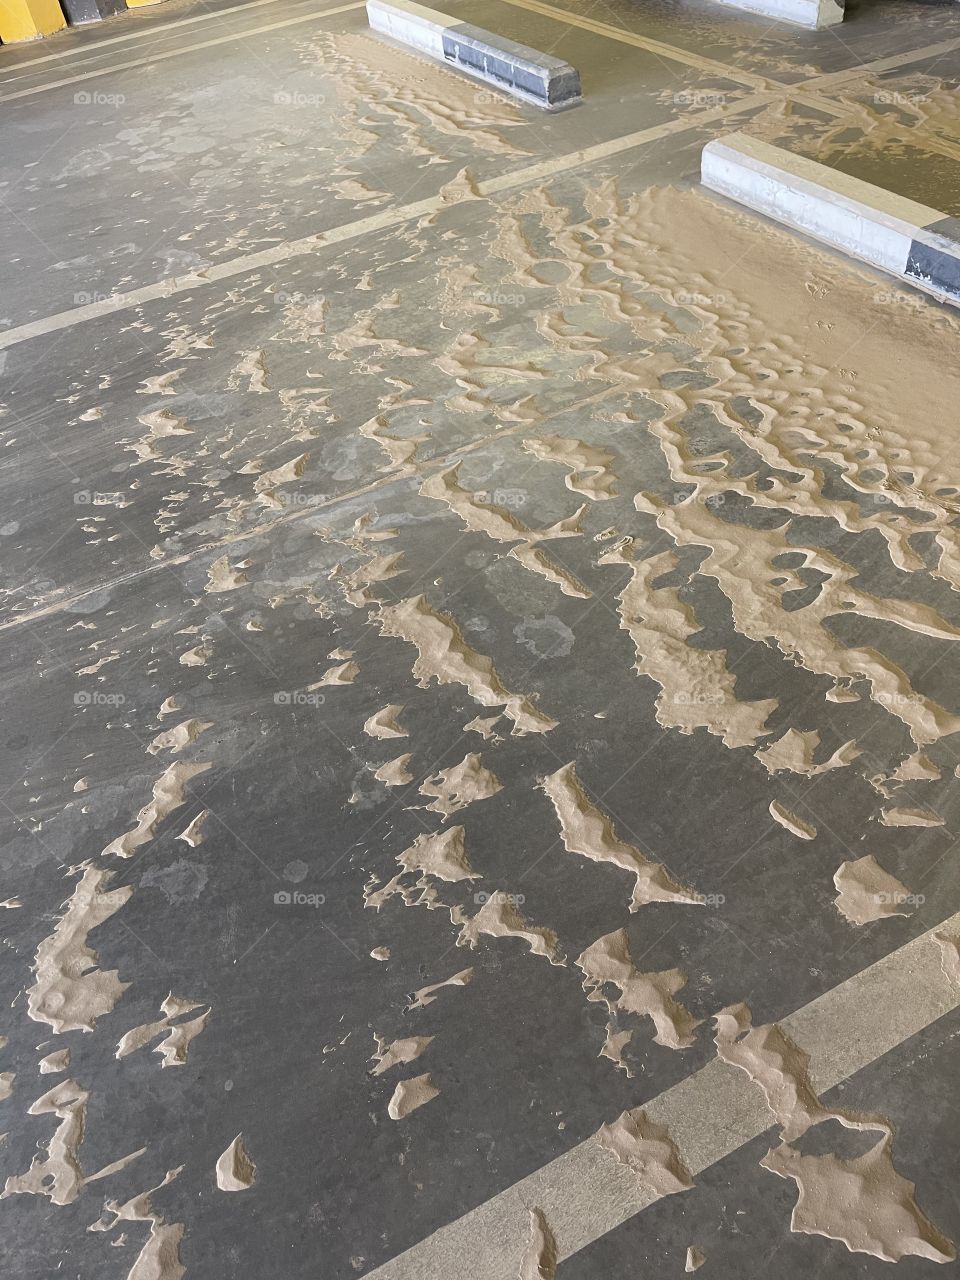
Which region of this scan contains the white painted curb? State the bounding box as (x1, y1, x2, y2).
(366, 0, 447, 58)
(366, 0, 582, 109)
(702, 132, 960, 306)
(715, 0, 844, 28)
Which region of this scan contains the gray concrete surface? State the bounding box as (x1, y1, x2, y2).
(1, 0, 960, 1277)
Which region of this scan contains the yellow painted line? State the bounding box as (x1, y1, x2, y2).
(0, 0, 365, 98)
(0, 0, 65, 42)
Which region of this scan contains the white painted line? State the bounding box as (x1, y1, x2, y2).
(0, 0, 366, 102)
(361, 914, 960, 1278)
(0, 0, 310, 75)
(497, 2, 960, 94)
(0, 381, 617, 636)
(702, 132, 960, 305)
(2, 35, 959, 350)
(816, 34, 960, 81)
(0, 92, 775, 352)
(716, 0, 843, 29)
(494, 0, 775, 91)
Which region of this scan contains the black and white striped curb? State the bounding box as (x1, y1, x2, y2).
(702, 132, 960, 306)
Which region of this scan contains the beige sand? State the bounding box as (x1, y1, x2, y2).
(578, 930, 699, 1050)
(596, 1110, 693, 1197)
(215, 1134, 256, 1191)
(540, 762, 700, 910)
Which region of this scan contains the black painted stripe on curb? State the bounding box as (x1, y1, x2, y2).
(60, 0, 126, 23)
(907, 217, 960, 303)
(366, 0, 581, 109)
(441, 21, 580, 106)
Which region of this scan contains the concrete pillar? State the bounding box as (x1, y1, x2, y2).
(0, 0, 66, 40)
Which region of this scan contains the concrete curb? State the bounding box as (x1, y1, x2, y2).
(0, 0, 65, 40)
(1, 0, 140, 39)
(702, 132, 960, 306)
(715, 0, 843, 28)
(366, 0, 581, 109)
(60, 0, 125, 23)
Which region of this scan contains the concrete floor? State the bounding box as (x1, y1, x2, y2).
(2, 0, 960, 1276)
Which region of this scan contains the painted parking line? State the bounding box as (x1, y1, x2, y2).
(361, 913, 960, 1278)
(0, 0, 366, 101)
(1, 35, 958, 349)
(0, 90, 779, 352)
(0, 0, 311, 74)
(493, 0, 776, 90)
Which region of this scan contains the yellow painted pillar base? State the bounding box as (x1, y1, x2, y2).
(125, 0, 163, 8)
(0, 0, 66, 40)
